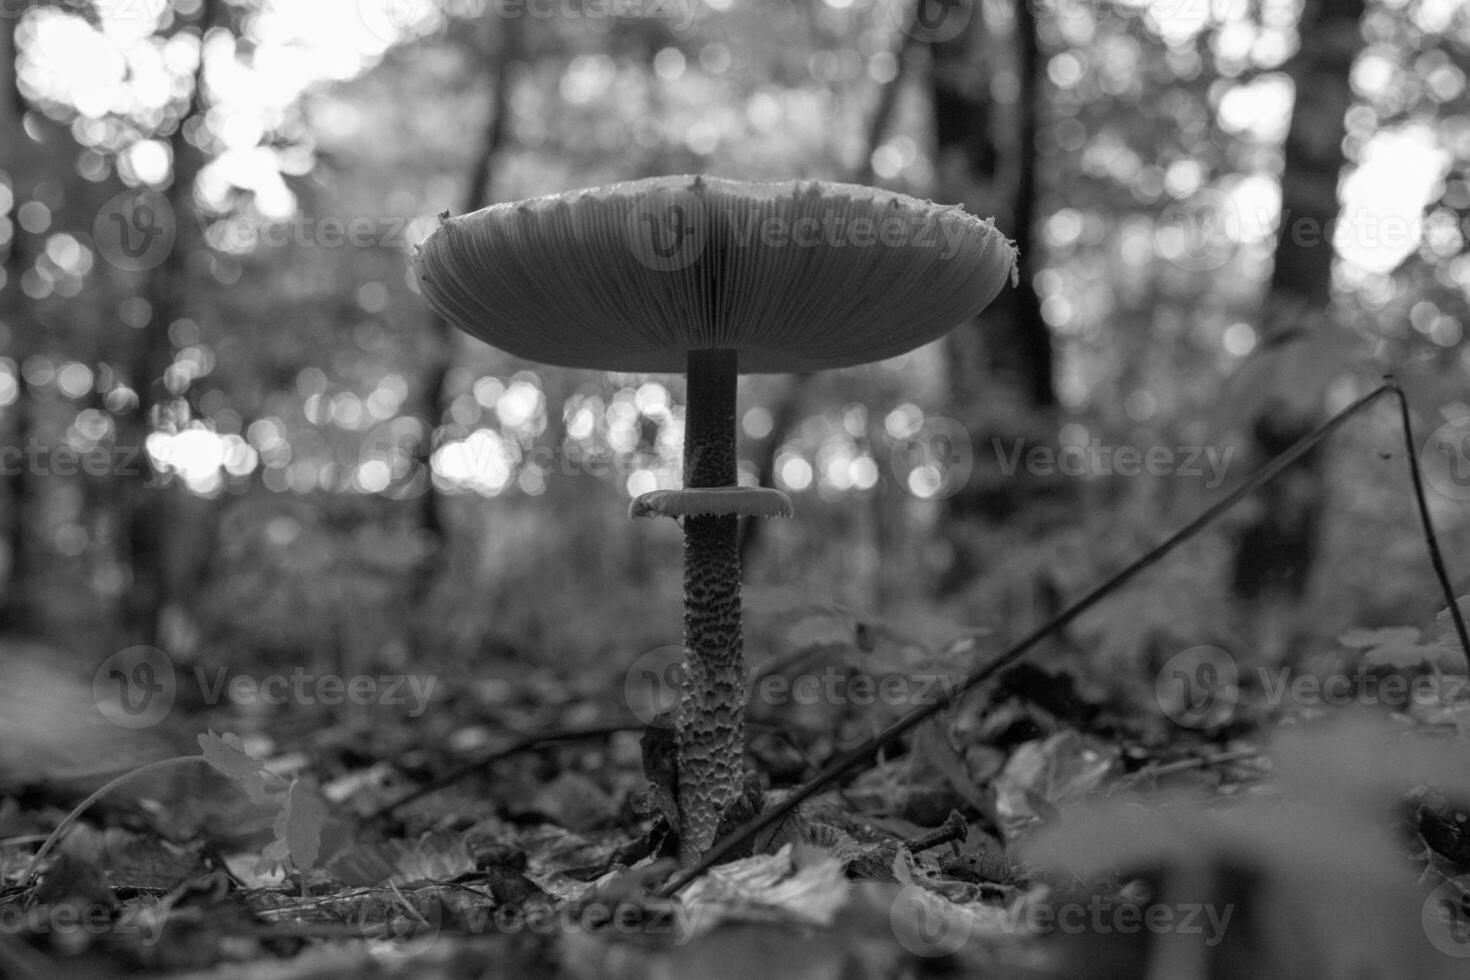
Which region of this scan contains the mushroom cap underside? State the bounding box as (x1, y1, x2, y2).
(415, 174, 1018, 375)
(629, 487, 794, 519)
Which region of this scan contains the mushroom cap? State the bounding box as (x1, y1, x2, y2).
(414, 174, 1017, 375)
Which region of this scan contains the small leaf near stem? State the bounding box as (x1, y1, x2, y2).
(23, 736, 292, 887)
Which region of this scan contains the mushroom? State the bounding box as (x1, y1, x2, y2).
(414, 175, 1017, 864)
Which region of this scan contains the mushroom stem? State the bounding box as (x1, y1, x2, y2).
(676, 347, 746, 864)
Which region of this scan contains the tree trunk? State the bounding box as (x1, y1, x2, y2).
(0, 7, 37, 633)
(736, 14, 920, 568)
(941, 0, 1052, 414)
(1230, 0, 1365, 606)
(411, 15, 523, 605)
(932, 1, 1058, 593)
(116, 0, 220, 646)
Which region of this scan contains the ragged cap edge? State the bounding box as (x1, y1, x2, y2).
(629, 487, 795, 520)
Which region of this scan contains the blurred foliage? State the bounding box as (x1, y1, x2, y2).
(0, 0, 1467, 683)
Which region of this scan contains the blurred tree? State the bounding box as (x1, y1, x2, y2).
(936, 0, 1052, 415)
(413, 13, 523, 604)
(1228, 0, 1366, 614)
(932, 1, 1058, 594)
(0, 4, 36, 632)
(116, 0, 223, 645)
(3, 0, 1458, 663)
(737, 7, 920, 569)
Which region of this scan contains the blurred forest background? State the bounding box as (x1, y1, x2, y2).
(2, 0, 1468, 694)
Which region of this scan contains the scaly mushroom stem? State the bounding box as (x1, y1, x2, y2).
(677, 347, 746, 864)
(415, 176, 1019, 865)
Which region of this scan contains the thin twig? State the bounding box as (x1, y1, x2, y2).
(366, 722, 641, 822)
(369, 714, 799, 824)
(902, 809, 969, 854)
(1391, 384, 1470, 669)
(660, 381, 1410, 897)
(1112, 747, 1262, 792)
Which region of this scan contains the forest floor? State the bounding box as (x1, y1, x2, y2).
(2, 606, 1470, 980)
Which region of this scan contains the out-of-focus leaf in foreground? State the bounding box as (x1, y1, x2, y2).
(1021, 711, 1470, 979)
